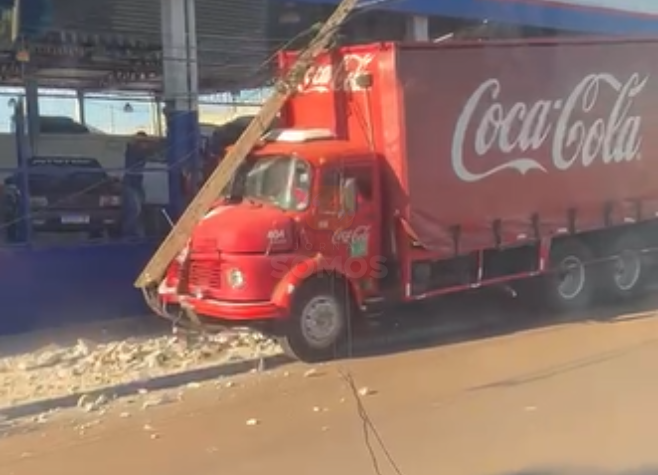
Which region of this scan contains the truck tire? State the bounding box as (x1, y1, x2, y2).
(545, 239, 595, 313)
(277, 278, 349, 363)
(599, 233, 647, 301)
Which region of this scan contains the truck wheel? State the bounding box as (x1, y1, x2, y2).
(600, 234, 646, 300)
(546, 240, 595, 313)
(277, 279, 349, 363)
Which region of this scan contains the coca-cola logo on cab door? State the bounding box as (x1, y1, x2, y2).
(451, 73, 649, 182)
(331, 225, 371, 247)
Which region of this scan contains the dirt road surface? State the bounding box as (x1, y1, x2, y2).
(1, 309, 658, 475)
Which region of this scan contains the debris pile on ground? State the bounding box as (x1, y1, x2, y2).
(0, 330, 281, 408)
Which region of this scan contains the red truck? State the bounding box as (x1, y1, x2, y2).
(151, 37, 658, 361)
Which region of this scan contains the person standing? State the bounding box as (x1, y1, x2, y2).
(121, 131, 149, 238)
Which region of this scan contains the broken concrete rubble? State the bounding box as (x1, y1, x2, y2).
(0, 329, 281, 409)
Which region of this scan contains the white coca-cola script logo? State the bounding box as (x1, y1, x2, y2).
(332, 225, 371, 246)
(451, 73, 648, 182)
(299, 53, 374, 94)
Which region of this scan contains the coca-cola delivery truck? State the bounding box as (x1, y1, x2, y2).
(151, 37, 658, 361)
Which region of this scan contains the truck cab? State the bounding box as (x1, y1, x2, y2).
(156, 127, 387, 361)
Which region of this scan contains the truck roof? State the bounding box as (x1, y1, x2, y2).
(255, 139, 371, 165)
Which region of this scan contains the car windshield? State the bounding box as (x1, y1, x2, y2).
(229, 155, 311, 211)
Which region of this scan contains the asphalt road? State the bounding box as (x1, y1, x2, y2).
(1, 302, 658, 475)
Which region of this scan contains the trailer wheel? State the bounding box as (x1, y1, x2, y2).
(277, 278, 349, 363)
(546, 240, 595, 313)
(600, 234, 647, 300)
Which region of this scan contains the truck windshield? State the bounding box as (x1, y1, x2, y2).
(229, 155, 312, 211)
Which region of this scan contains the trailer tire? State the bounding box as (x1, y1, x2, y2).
(599, 233, 647, 301)
(277, 278, 350, 363)
(545, 239, 595, 313)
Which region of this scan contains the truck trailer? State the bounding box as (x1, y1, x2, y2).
(150, 37, 658, 361)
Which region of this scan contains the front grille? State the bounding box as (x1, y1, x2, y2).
(190, 238, 217, 254)
(165, 260, 181, 286)
(188, 260, 222, 290)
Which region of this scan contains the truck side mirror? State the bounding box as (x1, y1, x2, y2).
(340, 177, 357, 215)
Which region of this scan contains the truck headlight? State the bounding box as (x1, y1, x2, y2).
(226, 268, 245, 289)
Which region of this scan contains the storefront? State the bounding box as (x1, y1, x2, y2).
(0, 0, 270, 333)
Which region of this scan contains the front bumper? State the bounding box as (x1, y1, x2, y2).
(157, 282, 285, 325)
(180, 296, 283, 320)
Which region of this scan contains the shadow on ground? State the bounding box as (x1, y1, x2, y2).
(344, 283, 658, 361)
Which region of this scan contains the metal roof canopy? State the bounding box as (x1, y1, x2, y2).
(0, 0, 607, 94)
(0, 0, 272, 92)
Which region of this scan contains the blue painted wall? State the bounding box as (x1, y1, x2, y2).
(0, 241, 155, 334)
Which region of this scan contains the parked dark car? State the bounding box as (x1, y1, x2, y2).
(3, 156, 123, 241)
(38, 116, 97, 134)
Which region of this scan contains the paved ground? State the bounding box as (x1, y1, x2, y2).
(0, 297, 657, 475)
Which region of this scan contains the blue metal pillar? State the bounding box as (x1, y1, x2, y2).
(161, 0, 199, 219)
(76, 90, 86, 125)
(14, 100, 32, 243)
(24, 77, 39, 153)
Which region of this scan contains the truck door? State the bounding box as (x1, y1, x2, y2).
(344, 165, 381, 295)
(317, 164, 381, 295)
